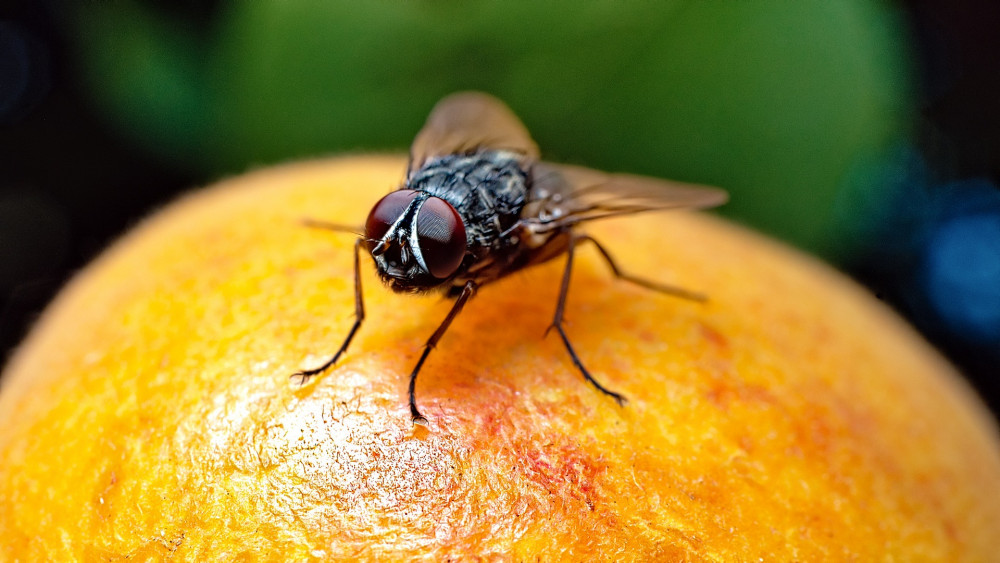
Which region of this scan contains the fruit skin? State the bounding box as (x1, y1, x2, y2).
(1, 156, 998, 560)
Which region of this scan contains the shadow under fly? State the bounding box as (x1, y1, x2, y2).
(292, 92, 728, 425)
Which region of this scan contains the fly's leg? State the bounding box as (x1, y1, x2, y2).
(408, 280, 477, 425)
(548, 235, 628, 406)
(291, 237, 366, 385)
(548, 234, 706, 407)
(576, 234, 707, 302)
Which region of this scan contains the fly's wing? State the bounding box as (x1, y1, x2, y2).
(409, 92, 540, 171)
(527, 162, 728, 232)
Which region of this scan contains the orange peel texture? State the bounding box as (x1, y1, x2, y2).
(1, 156, 999, 560)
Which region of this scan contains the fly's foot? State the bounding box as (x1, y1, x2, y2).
(290, 362, 335, 386)
(601, 387, 628, 408)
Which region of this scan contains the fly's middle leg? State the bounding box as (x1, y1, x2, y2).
(548, 234, 707, 407)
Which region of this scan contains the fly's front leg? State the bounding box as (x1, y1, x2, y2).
(548, 235, 627, 406)
(408, 280, 477, 425)
(291, 237, 366, 385)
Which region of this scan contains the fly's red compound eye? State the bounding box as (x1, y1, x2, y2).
(365, 190, 418, 249)
(416, 197, 466, 278)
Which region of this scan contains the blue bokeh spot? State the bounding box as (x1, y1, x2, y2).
(923, 213, 1000, 343)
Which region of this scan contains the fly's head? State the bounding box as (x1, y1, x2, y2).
(364, 189, 468, 293)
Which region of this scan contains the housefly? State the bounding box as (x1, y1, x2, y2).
(294, 92, 728, 424)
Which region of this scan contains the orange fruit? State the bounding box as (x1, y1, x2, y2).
(1, 156, 998, 560)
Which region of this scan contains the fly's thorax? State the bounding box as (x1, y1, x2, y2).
(406, 150, 530, 253)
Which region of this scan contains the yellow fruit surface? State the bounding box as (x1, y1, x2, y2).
(1, 156, 998, 561)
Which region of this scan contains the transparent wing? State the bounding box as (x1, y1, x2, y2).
(527, 162, 728, 231)
(409, 92, 539, 171)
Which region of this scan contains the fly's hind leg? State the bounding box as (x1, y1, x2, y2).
(291, 237, 366, 385)
(548, 234, 706, 407)
(576, 234, 707, 302)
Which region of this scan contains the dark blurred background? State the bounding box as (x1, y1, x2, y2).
(2, 1, 998, 416)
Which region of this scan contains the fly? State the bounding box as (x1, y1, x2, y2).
(293, 92, 728, 424)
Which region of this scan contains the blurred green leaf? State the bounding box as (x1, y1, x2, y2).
(74, 0, 913, 257)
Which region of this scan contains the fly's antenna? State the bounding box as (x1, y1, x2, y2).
(300, 218, 364, 237)
(301, 219, 383, 247)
